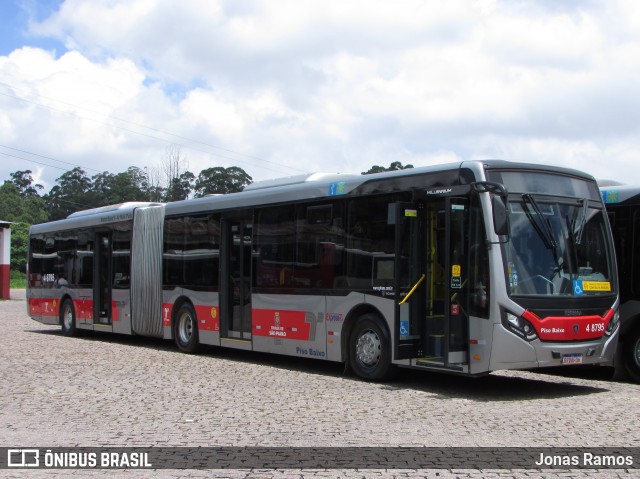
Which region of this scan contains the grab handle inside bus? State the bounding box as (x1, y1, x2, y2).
(399, 274, 426, 305)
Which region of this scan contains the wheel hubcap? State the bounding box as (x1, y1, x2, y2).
(356, 330, 381, 367)
(178, 313, 193, 344)
(63, 307, 73, 329)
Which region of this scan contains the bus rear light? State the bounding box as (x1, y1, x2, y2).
(502, 309, 538, 342)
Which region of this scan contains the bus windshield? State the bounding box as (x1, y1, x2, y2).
(505, 197, 614, 297)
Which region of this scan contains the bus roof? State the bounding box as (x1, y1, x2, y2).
(164, 159, 595, 216)
(29, 160, 599, 233)
(601, 184, 640, 205)
(30, 202, 164, 235)
(244, 172, 359, 191)
(66, 202, 164, 219)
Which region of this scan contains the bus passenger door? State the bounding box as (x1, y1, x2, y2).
(220, 217, 253, 340)
(93, 232, 112, 325)
(445, 198, 470, 366)
(394, 202, 426, 359)
(394, 197, 470, 368)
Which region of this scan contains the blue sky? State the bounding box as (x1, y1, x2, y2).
(0, 0, 64, 55)
(1, 0, 640, 192)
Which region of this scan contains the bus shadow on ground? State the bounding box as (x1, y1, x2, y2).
(389, 368, 610, 402)
(28, 327, 179, 353)
(534, 364, 636, 384)
(28, 328, 610, 401)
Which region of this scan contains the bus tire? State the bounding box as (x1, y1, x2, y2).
(349, 314, 397, 381)
(623, 326, 640, 383)
(174, 303, 200, 354)
(60, 299, 77, 337)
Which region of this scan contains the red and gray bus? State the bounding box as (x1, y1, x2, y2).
(601, 185, 640, 382)
(27, 160, 619, 381)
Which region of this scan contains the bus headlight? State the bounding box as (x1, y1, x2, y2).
(605, 310, 619, 336)
(502, 309, 538, 342)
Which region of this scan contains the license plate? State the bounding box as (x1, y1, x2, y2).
(562, 353, 583, 364)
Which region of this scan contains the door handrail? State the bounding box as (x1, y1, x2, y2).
(399, 274, 426, 305)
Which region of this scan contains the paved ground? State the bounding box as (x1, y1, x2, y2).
(1, 289, 639, 478)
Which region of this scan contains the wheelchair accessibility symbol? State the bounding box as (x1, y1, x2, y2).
(400, 321, 409, 336)
(573, 280, 585, 296)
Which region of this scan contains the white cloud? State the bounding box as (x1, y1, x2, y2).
(1, 0, 640, 192)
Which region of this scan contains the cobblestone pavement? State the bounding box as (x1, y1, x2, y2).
(1, 290, 639, 478)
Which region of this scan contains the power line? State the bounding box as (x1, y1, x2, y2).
(0, 152, 92, 209)
(0, 81, 307, 175)
(0, 151, 138, 212)
(44, 195, 91, 210)
(0, 151, 73, 173)
(0, 145, 101, 173)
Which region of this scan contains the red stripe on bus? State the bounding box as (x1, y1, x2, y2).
(194, 305, 220, 331)
(522, 309, 614, 341)
(111, 301, 119, 321)
(30, 297, 120, 322)
(28, 297, 59, 317)
(252, 309, 311, 340)
(73, 298, 93, 320)
(162, 303, 174, 327)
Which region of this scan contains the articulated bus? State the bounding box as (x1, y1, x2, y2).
(601, 185, 640, 382)
(27, 160, 620, 381)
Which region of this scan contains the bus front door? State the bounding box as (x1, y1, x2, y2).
(220, 218, 253, 341)
(93, 232, 112, 325)
(394, 198, 470, 369)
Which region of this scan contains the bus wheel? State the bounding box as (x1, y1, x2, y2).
(60, 299, 77, 337)
(623, 327, 640, 383)
(174, 303, 200, 354)
(349, 314, 396, 381)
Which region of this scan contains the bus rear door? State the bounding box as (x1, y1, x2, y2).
(220, 216, 254, 344)
(93, 231, 112, 325)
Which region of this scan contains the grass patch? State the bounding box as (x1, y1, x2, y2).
(10, 270, 26, 289)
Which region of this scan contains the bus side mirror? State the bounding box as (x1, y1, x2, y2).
(471, 181, 510, 239)
(492, 195, 509, 236)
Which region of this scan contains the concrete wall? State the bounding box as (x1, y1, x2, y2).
(0, 225, 10, 299)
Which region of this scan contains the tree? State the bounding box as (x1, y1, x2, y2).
(143, 165, 165, 202)
(9, 222, 29, 273)
(124, 166, 156, 201)
(91, 171, 117, 205)
(7, 170, 44, 197)
(194, 166, 253, 197)
(159, 144, 194, 201)
(92, 167, 152, 205)
(362, 161, 414, 175)
(165, 171, 195, 202)
(44, 167, 93, 220)
(0, 182, 48, 274)
(0, 182, 49, 224)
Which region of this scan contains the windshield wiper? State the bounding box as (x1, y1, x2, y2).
(572, 198, 589, 245)
(521, 194, 557, 250)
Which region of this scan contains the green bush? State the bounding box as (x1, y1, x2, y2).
(10, 270, 26, 289)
